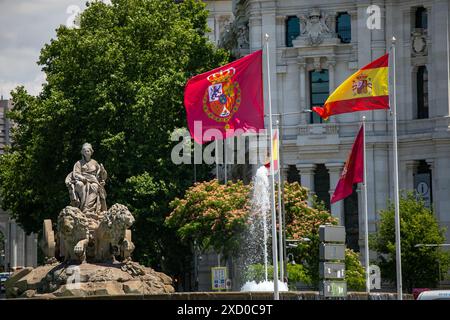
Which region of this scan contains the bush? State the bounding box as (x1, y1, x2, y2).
(372, 192, 450, 292)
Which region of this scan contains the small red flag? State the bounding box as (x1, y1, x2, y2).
(184, 50, 264, 144)
(331, 126, 364, 204)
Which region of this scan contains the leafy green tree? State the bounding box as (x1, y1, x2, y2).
(0, 0, 228, 280)
(372, 192, 450, 292)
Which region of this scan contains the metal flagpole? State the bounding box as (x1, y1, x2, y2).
(224, 139, 228, 183)
(264, 33, 279, 300)
(276, 120, 284, 284)
(391, 36, 403, 300)
(215, 140, 219, 180)
(362, 116, 370, 293)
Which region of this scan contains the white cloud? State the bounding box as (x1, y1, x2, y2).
(0, 0, 87, 99)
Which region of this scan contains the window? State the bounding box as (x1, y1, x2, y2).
(344, 185, 359, 252)
(417, 66, 429, 119)
(286, 16, 300, 47)
(336, 12, 351, 43)
(309, 69, 329, 123)
(314, 164, 330, 210)
(415, 7, 428, 29)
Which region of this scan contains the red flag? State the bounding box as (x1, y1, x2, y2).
(331, 126, 364, 204)
(184, 50, 264, 144)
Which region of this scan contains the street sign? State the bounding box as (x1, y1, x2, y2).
(320, 281, 347, 298)
(320, 262, 345, 279)
(211, 267, 227, 290)
(319, 225, 346, 243)
(320, 243, 345, 261)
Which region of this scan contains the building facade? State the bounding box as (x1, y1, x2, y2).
(0, 99, 38, 271)
(205, 0, 450, 263)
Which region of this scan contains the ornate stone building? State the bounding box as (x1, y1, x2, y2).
(205, 0, 450, 263)
(0, 99, 37, 271)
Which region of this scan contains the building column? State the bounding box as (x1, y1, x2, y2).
(326, 60, 336, 124)
(404, 160, 417, 191)
(296, 164, 316, 206)
(284, 60, 301, 132)
(326, 163, 344, 225)
(298, 60, 307, 124)
(10, 220, 17, 270)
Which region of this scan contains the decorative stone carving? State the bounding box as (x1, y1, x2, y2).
(411, 29, 427, 56)
(8, 142, 174, 298)
(65, 143, 107, 215)
(299, 8, 335, 46)
(95, 204, 135, 262)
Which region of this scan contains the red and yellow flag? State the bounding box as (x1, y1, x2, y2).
(313, 54, 389, 119)
(264, 129, 279, 175)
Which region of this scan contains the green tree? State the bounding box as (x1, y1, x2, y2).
(372, 192, 450, 292)
(0, 0, 228, 280)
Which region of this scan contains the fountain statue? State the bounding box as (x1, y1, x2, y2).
(5, 143, 174, 298)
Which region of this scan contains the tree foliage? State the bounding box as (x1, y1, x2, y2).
(0, 0, 228, 276)
(166, 179, 251, 258)
(372, 192, 450, 292)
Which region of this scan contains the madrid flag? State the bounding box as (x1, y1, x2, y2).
(331, 126, 364, 204)
(184, 50, 264, 144)
(313, 54, 389, 119)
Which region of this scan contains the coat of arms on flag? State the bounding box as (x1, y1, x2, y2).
(203, 67, 241, 128)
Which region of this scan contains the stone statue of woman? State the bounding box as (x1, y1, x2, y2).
(65, 143, 107, 216)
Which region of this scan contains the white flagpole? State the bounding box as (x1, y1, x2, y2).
(224, 138, 228, 183)
(276, 121, 284, 284)
(391, 36, 403, 300)
(362, 116, 370, 293)
(264, 33, 279, 300)
(215, 140, 219, 180)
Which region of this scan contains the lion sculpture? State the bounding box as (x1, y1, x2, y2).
(95, 203, 135, 262)
(57, 206, 91, 263)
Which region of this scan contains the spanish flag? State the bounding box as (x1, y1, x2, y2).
(313, 54, 389, 119)
(264, 129, 279, 175)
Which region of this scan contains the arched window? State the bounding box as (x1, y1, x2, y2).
(415, 7, 428, 30)
(417, 66, 429, 119)
(286, 16, 300, 47)
(336, 12, 351, 43)
(309, 69, 329, 124)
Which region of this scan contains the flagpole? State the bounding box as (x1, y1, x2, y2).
(391, 36, 403, 300)
(215, 140, 219, 180)
(276, 120, 284, 284)
(224, 138, 228, 183)
(264, 33, 279, 300)
(362, 116, 370, 293)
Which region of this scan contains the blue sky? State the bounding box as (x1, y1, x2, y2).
(0, 0, 95, 99)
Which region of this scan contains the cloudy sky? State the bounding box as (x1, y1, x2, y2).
(0, 0, 94, 99)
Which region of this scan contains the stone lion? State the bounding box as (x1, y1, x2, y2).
(95, 203, 135, 262)
(57, 206, 91, 263)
